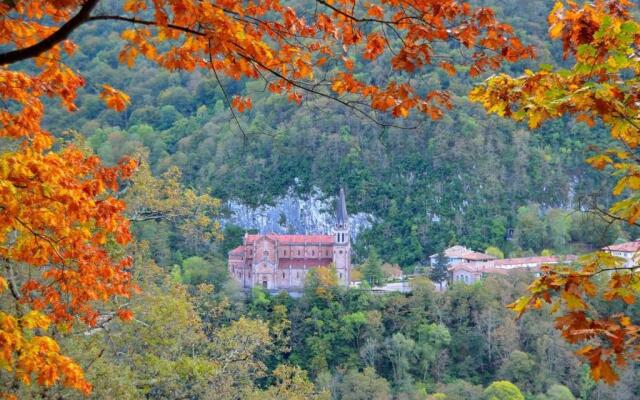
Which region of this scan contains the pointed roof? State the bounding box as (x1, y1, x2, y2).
(336, 187, 348, 225)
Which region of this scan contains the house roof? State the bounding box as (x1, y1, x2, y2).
(245, 234, 334, 245)
(493, 255, 575, 267)
(431, 245, 496, 261)
(448, 262, 508, 275)
(229, 246, 244, 255)
(463, 251, 498, 261)
(603, 241, 640, 253)
(449, 254, 576, 273)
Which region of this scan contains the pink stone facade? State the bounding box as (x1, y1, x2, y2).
(228, 189, 351, 290)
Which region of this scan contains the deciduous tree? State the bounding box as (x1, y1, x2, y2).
(470, 0, 640, 385)
(0, 0, 531, 395)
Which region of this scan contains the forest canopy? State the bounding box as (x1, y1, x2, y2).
(2, 0, 640, 399)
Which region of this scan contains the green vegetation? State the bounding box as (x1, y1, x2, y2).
(41, 0, 637, 271)
(17, 1, 640, 398)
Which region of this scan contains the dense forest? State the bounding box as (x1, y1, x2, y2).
(41, 0, 632, 268)
(4, 0, 640, 399)
(46, 263, 640, 399)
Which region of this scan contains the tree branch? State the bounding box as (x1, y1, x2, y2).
(0, 0, 100, 65)
(87, 15, 205, 37)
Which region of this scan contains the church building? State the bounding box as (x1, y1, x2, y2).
(228, 189, 351, 290)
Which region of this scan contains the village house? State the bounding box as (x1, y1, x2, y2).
(429, 245, 496, 266)
(602, 240, 640, 268)
(228, 189, 351, 290)
(448, 255, 577, 284)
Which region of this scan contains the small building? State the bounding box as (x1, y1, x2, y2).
(602, 240, 640, 268)
(449, 262, 508, 284)
(430, 245, 496, 266)
(449, 254, 576, 285)
(228, 189, 351, 290)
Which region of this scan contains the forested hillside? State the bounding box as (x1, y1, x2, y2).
(5, 0, 640, 399)
(42, 0, 626, 267)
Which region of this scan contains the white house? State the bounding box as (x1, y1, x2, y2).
(602, 241, 640, 268)
(448, 254, 576, 285)
(429, 245, 496, 267)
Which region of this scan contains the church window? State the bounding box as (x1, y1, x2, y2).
(298, 250, 301, 256)
(284, 250, 287, 256)
(339, 273, 343, 279)
(296, 272, 299, 278)
(282, 272, 285, 279)
(312, 250, 315, 256)
(339, 250, 343, 254)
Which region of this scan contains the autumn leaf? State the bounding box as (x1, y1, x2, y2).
(440, 61, 457, 76)
(100, 84, 131, 112)
(117, 309, 134, 322)
(231, 95, 253, 112)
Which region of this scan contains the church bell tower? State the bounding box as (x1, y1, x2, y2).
(333, 187, 351, 285)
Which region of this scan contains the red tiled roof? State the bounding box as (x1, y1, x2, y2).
(493, 255, 574, 266)
(482, 267, 509, 275)
(603, 241, 640, 253)
(448, 262, 486, 272)
(463, 251, 497, 261)
(229, 246, 244, 255)
(448, 262, 509, 275)
(245, 234, 334, 244)
(449, 255, 576, 272)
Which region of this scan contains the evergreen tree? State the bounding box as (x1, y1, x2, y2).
(361, 247, 385, 287)
(429, 252, 449, 290)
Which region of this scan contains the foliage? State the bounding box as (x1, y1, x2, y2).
(249, 364, 329, 400)
(335, 367, 391, 400)
(360, 247, 385, 286)
(429, 252, 449, 289)
(124, 157, 223, 254)
(470, 0, 640, 384)
(545, 384, 576, 400)
(0, 0, 531, 394)
(174, 256, 229, 287)
(0, 90, 137, 394)
(485, 246, 505, 259)
(483, 381, 525, 400)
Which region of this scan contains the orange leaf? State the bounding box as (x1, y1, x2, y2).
(99, 85, 130, 112)
(440, 61, 457, 76)
(116, 309, 134, 322)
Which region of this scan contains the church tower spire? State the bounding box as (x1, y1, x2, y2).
(333, 187, 351, 285)
(336, 187, 348, 229)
